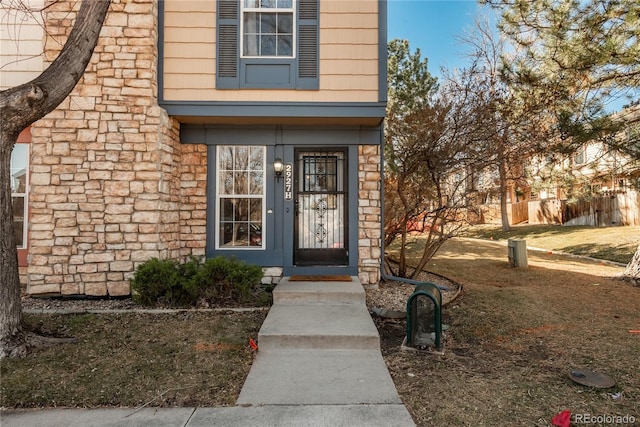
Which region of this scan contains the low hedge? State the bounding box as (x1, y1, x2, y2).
(130, 256, 269, 308)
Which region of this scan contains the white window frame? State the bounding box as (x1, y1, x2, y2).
(573, 146, 586, 165)
(240, 0, 296, 59)
(11, 143, 29, 249)
(215, 145, 266, 250)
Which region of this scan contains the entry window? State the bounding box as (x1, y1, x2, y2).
(242, 0, 294, 57)
(217, 145, 265, 249)
(11, 144, 29, 248)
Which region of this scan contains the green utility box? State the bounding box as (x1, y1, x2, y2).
(406, 282, 443, 350)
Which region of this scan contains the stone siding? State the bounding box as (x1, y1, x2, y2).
(27, 0, 207, 296)
(24, 0, 381, 295)
(358, 144, 382, 287)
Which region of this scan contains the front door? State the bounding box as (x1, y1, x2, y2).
(294, 149, 348, 265)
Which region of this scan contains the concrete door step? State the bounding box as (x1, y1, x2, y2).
(273, 278, 365, 305)
(237, 349, 402, 406)
(257, 303, 380, 351)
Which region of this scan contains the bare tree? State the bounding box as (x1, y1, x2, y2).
(385, 40, 489, 278)
(455, 18, 553, 231)
(0, 0, 110, 359)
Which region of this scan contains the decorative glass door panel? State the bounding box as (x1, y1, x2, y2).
(294, 150, 348, 266)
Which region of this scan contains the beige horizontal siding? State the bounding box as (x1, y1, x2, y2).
(0, 0, 44, 90)
(162, 0, 380, 104)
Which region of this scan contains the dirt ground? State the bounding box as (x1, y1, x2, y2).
(370, 238, 640, 427)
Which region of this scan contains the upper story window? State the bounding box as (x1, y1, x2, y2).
(573, 147, 586, 165)
(217, 0, 318, 90)
(242, 0, 294, 58)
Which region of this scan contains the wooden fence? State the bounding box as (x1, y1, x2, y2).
(478, 200, 530, 225)
(478, 191, 639, 226)
(561, 191, 639, 226)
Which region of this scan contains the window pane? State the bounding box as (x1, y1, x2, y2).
(234, 146, 249, 170)
(244, 0, 259, 7)
(235, 198, 249, 221)
(277, 13, 292, 33)
(244, 35, 260, 56)
(221, 199, 235, 221)
(250, 171, 263, 194)
(243, 12, 260, 56)
(249, 146, 263, 170)
(11, 145, 28, 249)
(220, 222, 234, 246)
(234, 171, 248, 194)
(220, 171, 234, 194)
(260, 0, 276, 8)
(12, 196, 25, 247)
(261, 35, 276, 55)
(260, 13, 276, 33)
(235, 224, 249, 245)
(249, 223, 262, 247)
(219, 146, 234, 170)
(250, 199, 262, 221)
(244, 12, 259, 33)
(277, 35, 292, 56)
(11, 144, 28, 193)
(278, 0, 292, 8)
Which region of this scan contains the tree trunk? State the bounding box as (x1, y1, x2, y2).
(0, 0, 110, 359)
(498, 154, 511, 232)
(0, 143, 24, 358)
(623, 244, 640, 285)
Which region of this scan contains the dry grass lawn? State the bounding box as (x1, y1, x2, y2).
(461, 224, 639, 264)
(378, 236, 640, 426)
(2, 228, 639, 427)
(1, 311, 266, 409)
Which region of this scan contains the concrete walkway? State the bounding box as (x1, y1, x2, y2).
(2, 277, 415, 427)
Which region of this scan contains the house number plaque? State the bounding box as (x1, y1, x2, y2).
(284, 163, 293, 200)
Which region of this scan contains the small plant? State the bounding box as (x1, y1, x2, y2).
(189, 257, 264, 305)
(130, 256, 267, 308)
(130, 258, 180, 307)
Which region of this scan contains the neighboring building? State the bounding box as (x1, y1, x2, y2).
(526, 110, 640, 226)
(530, 138, 639, 202)
(466, 105, 640, 226)
(1, 0, 387, 296)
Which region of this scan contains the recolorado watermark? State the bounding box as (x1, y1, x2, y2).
(572, 413, 636, 424)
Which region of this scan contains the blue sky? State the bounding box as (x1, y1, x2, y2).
(388, 0, 490, 78)
(387, 1, 635, 112)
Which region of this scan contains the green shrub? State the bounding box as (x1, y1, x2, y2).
(130, 256, 267, 308)
(130, 258, 180, 307)
(189, 257, 264, 304)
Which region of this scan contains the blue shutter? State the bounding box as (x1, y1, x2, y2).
(297, 0, 319, 90)
(217, 0, 239, 89)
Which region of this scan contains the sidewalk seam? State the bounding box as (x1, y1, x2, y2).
(183, 407, 197, 427)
